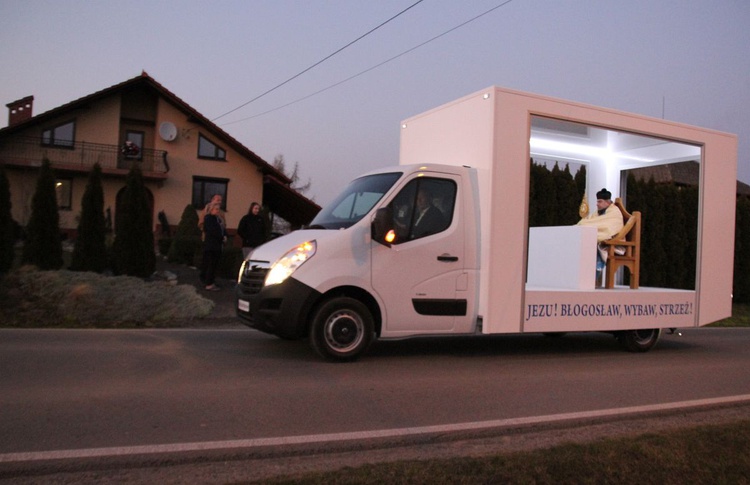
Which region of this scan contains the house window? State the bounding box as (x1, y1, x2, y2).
(198, 134, 226, 160)
(42, 120, 76, 148)
(123, 131, 144, 160)
(192, 177, 228, 210)
(55, 178, 73, 210)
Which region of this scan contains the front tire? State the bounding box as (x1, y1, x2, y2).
(310, 297, 374, 362)
(616, 328, 661, 352)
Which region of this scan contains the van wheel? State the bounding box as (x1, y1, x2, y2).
(616, 329, 661, 352)
(543, 332, 567, 338)
(310, 297, 374, 362)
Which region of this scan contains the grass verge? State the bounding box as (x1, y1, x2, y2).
(254, 419, 750, 484)
(711, 303, 750, 327)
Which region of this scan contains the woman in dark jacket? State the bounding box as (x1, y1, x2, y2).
(200, 203, 226, 291)
(237, 202, 267, 258)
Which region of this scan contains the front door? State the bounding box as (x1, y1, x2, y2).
(371, 174, 467, 335)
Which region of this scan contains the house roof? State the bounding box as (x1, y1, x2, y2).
(0, 71, 321, 226)
(628, 160, 750, 197)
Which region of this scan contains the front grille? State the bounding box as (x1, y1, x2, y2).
(240, 261, 270, 295)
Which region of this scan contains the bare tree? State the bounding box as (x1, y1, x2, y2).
(270, 155, 314, 234)
(273, 155, 312, 196)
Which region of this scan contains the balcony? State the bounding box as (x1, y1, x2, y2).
(0, 136, 169, 181)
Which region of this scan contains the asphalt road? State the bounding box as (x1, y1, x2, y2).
(1, 327, 750, 482)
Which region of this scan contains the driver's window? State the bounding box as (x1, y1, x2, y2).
(388, 177, 456, 243)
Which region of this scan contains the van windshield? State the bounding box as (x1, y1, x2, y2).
(308, 172, 402, 229)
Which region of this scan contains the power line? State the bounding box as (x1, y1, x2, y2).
(212, 0, 425, 122)
(221, 0, 516, 126)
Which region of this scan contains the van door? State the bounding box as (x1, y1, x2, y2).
(371, 174, 467, 335)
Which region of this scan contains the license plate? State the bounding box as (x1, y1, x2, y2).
(238, 299, 250, 312)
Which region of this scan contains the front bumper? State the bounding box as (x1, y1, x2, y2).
(235, 263, 320, 339)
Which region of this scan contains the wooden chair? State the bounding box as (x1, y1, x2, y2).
(601, 198, 641, 289)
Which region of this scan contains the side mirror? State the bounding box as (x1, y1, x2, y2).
(372, 207, 395, 247)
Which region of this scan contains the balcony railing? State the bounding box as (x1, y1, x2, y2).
(0, 136, 169, 175)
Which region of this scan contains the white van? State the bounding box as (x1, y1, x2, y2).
(236, 86, 737, 361)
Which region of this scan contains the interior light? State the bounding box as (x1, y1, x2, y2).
(529, 136, 608, 158)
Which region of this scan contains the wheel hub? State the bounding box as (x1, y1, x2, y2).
(326, 313, 362, 349)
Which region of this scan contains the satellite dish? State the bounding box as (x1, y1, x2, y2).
(159, 122, 177, 142)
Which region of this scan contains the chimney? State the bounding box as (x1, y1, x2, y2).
(6, 96, 34, 126)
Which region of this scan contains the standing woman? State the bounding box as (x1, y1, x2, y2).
(200, 202, 225, 291)
(237, 202, 267, 259)
(199, 194, 224, 234)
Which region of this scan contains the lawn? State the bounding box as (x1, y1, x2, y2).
(251, 419, 750, 484)
(712, 303, 750, 327)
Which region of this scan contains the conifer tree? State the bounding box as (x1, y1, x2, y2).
(529, 160, 582, 227)
(660, 184, 687, 288)
(167, 204, 202, 265)
(531, 162, 557, 227)
(528, 161, 541, 226)
(625, 173, 644, 211)
(538, 165, 557, 226)
(574, 165, 587, 204)
(553, 163, 579, 225)
(21, 159, 63, 270)
(0, 168, 14, 273)
(70, 163, 107, 272)
(641, 178, 667, 287)
(112, 167, 155, 277)
(734, 196, 750, 303)
(680, 186, 699, 290)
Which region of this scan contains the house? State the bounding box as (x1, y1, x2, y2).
(627, 160, 750, 197)
(0, 72, 320, 244)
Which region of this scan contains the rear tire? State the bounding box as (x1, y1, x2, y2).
(309, 297, 374, 362)
(617, 328, 661, 352)
(543, 332, 568, 338)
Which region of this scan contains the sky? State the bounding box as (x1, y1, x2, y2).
(1, 0, 748, 207)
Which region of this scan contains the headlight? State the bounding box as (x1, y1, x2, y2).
(237, 259, 248, 284)
(264, 240, 317, 286)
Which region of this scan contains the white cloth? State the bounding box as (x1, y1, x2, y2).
(577, 203, 624, 242)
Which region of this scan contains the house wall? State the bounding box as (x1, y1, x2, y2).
(5, 95, 124, 233)
(151, 99, 264, 235)
(6, 170, 36, 232)
(5, 89, 266, 246)
(77, 95, 122, 146)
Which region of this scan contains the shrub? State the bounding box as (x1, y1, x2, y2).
(70, 164, 107, 273)
(0, 168, 14, 274)
(112, 167, 155, 277)
(157, 237, 172, 256)
(735, 197, 750, 303)
(168, 204, 202, 265)
(0, 266, 213, 327)
(21, 159, 63, 270)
